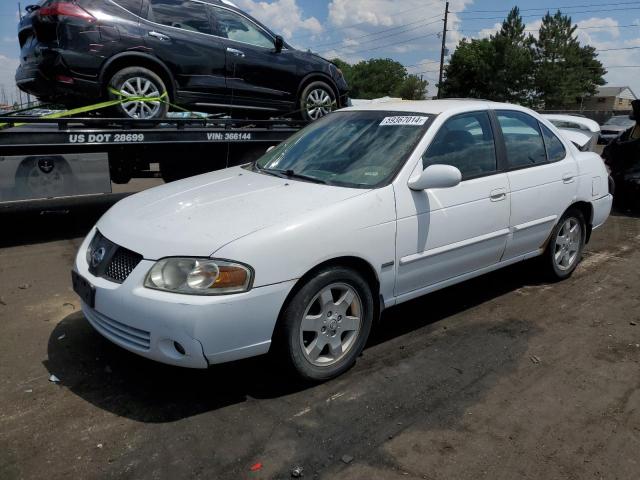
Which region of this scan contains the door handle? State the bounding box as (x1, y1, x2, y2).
(490, 188, 507, 202)
(148, 31, 170, 41)
(226, 47, 246, 58)
(562, 173, 575, 183)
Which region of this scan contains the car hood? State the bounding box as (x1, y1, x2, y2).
(97, 166, 368, 259)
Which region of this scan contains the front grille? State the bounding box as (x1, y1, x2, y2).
(104, 248, 143, 283)
(85, 306, 151, 351)
(88, 231, 143, 284)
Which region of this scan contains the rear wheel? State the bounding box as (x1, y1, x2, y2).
(278, 266, 374, 381)
(108, 67, 168, 120)
(298, 81, 337, 122)
(543, 209, 586, 280)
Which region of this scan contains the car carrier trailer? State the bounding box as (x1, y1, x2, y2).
(0, 116, 303, 206)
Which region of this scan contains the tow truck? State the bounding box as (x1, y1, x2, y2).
(0, 115, 304, 206)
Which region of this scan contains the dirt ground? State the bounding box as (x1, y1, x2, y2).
(0, 198, 639, 480)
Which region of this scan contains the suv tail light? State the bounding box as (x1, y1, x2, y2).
(38, 2, 95, 22)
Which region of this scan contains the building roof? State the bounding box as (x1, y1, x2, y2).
(595, 86, 637, 99)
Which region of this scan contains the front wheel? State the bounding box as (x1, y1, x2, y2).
(278, 267, 374, 381)
(298, 81, 337, 122)
(543, 209, 586, 280)
(108, 67, 168, 120)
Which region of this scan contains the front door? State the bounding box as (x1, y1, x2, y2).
(495, 110, 579, 260)
(395, 111, 511, 297)
(208, 4, 298, 115)
(143, 0, 228, 106)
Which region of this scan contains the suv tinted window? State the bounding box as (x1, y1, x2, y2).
(113, 0, 143, 15)
(541, 124, 566, 162)
(149, 0, 212, 35)
(497, 111, 547, 168)
(211, 7, 274, 48)
(423, 111, 497, 179)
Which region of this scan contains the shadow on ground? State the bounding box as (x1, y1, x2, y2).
(44, 259, 542, 424)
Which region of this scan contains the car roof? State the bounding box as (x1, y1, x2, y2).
(341, 99, 528, 115)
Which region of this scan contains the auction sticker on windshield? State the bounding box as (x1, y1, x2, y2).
(380, 116, 429, 126)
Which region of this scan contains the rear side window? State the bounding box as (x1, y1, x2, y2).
(541, 124, 567, 162)
(497, 111, 547, 168)
(210, 6, 274, 48)
(113, 0, 143, 15)
(148, 0, 213, 35)
(423, 111, 497, 180)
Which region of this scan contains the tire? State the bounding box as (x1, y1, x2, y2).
(108, 67, 168, 120)
(298, 81, 337, 122)
(277, 266, 374, 382)
(14, 156, 74, 199)
(543, 208, 586, 280)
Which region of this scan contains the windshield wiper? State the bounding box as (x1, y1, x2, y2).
(258, 167, 328, 185)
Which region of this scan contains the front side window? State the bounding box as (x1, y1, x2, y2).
(497, 110, 547, 168)
(422, 111, 497, 180)
(211, 7, 274, 48)
(541, 124, 567, 162)
(148, 0, 213, 35)
(255, 111, 431, 188)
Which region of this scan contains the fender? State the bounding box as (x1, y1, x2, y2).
(99, 51, 176, 96)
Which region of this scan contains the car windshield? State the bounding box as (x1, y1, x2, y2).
(254, 111, 431, 188)
(606, 116, 634, 127)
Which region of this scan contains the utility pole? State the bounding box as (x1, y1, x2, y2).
(18, 2, 23, 20)
(437, 1, 449, 99)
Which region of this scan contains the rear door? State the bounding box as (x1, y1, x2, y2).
(143, 0, 228, 105)
(497, 110, 579, 260)
(207, 4, 299, 115)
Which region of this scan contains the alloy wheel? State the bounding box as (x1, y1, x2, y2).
(553, 217, 582, 271)
(299, 282, 362, 367)
(119, 77, 162, 119)
(305, 88, 334, 120)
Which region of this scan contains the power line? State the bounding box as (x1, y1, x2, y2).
(314, 16, 442, 49)
(325, 30, 441, 56)
(453, 1, 640, 14)
(459, 6, 640, 21)
(293, 0, 446, 40)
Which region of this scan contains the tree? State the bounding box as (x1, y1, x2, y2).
(393, 74, 429, 100)
(532, 11, 606, 108)
(440, 7, 535, 104)
(331, 58, 408, 99)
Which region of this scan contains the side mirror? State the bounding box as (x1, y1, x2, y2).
(274, 35, 284, 53)
(408, 164, 462, 191)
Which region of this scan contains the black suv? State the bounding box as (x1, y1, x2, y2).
(16, 0, 349, 121)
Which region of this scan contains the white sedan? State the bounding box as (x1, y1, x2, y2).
(72, 100, 612, 381)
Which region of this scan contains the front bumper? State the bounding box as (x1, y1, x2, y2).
(74, 230, 296, 368)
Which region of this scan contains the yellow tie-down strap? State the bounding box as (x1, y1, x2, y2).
(0, 89, 192, 130)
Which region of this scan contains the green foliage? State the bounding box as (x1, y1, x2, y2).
(331, 57, 428, 100)
(532, 11, 606, 108)
(440, 7, 605, 108)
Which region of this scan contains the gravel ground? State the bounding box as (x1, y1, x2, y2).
(0, 200, 639, 480)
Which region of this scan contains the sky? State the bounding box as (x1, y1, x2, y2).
(0, 0, 639, 104)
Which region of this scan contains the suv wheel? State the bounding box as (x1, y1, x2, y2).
(108, 67, 168, 120)
(278, 266, 374, 381)
(299, 81, 336, 122)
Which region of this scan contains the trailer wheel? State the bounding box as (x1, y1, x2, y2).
(15, 156, 74, 199)
(108, 67, 168, 120)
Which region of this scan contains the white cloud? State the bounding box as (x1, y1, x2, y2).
(0, 55, 20, 106)
(234, 0, 322, 39)
(325, 0, 473, 59)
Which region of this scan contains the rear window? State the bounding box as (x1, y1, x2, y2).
(148, 0, 213, 35)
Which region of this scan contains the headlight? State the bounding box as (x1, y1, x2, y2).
(144, 258, 253, 295)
